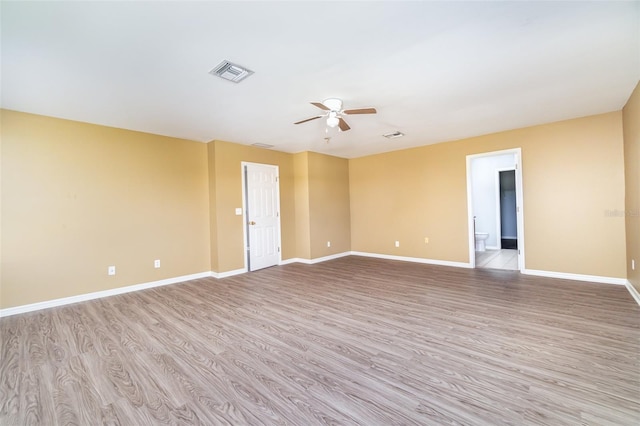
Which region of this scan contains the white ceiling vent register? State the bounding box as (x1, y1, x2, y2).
(383, 131, 405, 139)
(209, 60, 254, 83)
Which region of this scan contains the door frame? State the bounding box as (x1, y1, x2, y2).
(466, 148, 525, 271)
(241, 162, 282, 272)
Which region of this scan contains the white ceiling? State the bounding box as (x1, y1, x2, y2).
(2, 1, 639, 159)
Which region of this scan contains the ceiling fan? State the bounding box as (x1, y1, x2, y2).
(294, 98, 376, 132)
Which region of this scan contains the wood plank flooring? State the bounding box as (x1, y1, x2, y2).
(1, 256, 639, 425)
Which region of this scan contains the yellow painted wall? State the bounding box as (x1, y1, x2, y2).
(1, 110, 211, 308)
(307, 152, 351, 258)
(293, 152, 311, 260)
(207, 143, 219, 272)
(350, 141, 469, 262)
(0, 107, 632, 310)
(623, 81, 640, 291)
(292, 152, 351, 260)
(350, 112, 627, 279)
(208, 140, 296, 272)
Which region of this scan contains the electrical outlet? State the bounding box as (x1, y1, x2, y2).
(424, 237, 429, 244)
(108, 266, 116, 276)
(327, 241, 331, 248)
(154, 259, 161, 268)
(633, 259, 636, 271)
(395, 241, 400, 247)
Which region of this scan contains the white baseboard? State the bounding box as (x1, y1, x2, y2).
(0, 271, 212, 318)
(211, 268, 246, 279)
(351, 251, 472, 269)
(522, 268, 627, 285)
(625, 281, 640, 306)
(281, 252, 351, 266)
(4, 257, 634, 317)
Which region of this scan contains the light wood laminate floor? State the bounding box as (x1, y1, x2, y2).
(1, 256, 639, 425)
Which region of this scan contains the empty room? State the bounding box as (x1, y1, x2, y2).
(1, 1, 639, 425)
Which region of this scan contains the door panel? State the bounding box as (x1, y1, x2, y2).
(245, 164, 280, 271)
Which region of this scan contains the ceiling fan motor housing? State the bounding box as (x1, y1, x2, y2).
(323, 98, 343, 111)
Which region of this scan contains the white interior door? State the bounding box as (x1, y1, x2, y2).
(244, 163, 281, 271)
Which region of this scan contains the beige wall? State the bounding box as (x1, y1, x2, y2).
(623, 82, 640, 291)
(1, 106, 632, 310)
(350, 112, 627, 278)
(307, 152, 351, 258)
(0, 112, 353, 309)
(1, 110, 211, 308)
(292, 151, 351, 260)
(350, 141, 469, 262)
(207, 143, 219, 272)
(293, 152, 311, 260)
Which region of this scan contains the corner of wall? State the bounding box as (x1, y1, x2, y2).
(623, 81, 640, 293)
(207, 141, 219, 272)
(293, 152, 311, 259)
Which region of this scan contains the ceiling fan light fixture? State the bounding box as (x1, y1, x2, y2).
(326, 111, 339, 128)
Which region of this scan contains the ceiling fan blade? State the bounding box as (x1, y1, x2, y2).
(338, 117, 351, 132)
(294, 116, 323, 125)
(343, 107, 377, 115)
(311, 102, 330, 111)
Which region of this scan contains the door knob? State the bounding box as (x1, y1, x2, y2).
(249, 221, 256, 225)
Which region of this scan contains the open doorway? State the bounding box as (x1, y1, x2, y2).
(498, 169, 518, 250)
(466, 149, 525, 271)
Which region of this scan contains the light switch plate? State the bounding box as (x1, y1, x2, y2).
(235, 208, 242, 215)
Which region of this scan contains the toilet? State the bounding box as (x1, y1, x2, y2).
(475, 232, 489, 252)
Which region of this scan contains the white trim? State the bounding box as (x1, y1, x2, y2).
(0, 272, 212, 318)
(625, 281, 640, 306)
(211, 268, 247, 279)
(279, 258, 300, 266)
(351, 251, 472, 269)
(281, 252, 351, 265)
(466, 155, 476, 268)
(522, 269, 627, 285)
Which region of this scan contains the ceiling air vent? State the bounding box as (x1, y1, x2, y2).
(251, 143, 274, 149)
(209, 60, 254, 83)
(383, 131, 405, 139)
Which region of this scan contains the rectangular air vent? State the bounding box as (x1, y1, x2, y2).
(209, 60, 254, 83)
(383, 131, 405, 139)
(251, 143, 274, 149)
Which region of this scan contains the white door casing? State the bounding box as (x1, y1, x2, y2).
(466, 148, 525, 271)
(243, 163, 281, 271)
